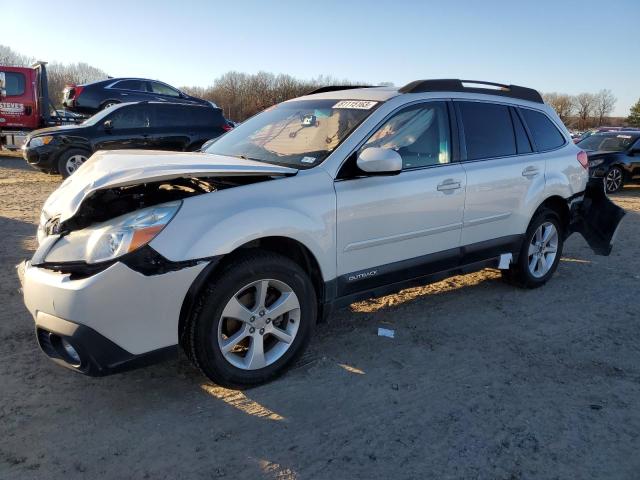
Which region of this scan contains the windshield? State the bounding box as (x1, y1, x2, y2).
(577, 133, 639, 152)
(204, 99, 380, 168)
(81, 104, 122, 126)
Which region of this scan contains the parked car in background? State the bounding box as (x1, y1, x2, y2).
(23, 102, 231, 177)
(62, 78, 215, 115)
(19, 79, 624, 387)
(578, 131, 640, 192)
(576, 126, 640, 143)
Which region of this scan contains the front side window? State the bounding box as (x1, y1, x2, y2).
(4, 72, 25, 96)
(361, 102, 450, 168)
(458, 101, 516, 160)
(109, 106, 151, 128)
(520, 108, 565, 151)
(113, 80, 147, 91)
(205, 99, 379, 169)
(150, 82, 181, 97)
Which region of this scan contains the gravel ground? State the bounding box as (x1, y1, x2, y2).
(1, 156, 639, 480)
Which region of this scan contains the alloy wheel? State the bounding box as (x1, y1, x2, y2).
(605, 168, 622, 193)
(527, 222, 558, 278)
(64, 154, 88, 176)
(217, 279, 301, 370)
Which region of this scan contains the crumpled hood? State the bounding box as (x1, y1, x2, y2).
(44, 149, 297, 223)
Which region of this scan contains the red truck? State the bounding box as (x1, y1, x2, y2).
(0, 62, 81, 150)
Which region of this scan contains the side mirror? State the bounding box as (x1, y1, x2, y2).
(357, 147, 402, 174)
(0, 71, 6, 98)
(103, 119, 113, 130)
(630, 146, 640, 155)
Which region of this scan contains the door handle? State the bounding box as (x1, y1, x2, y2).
(522, 166, 540, 178)
(437, 179, 462, 191)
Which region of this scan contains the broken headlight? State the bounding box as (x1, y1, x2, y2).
(44, 201, 181, 264)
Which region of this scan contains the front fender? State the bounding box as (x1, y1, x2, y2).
(150, 171, 337, 281)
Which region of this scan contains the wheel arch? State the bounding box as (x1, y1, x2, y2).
(533, 195, 570, 235)
(178, 236, 326, 346)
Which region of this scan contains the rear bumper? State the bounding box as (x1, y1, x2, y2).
(20, 259, 206, 375)
(568, 182, 625, 256)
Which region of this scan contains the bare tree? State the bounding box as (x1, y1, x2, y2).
(0, 45, 33, 66)
(594, 89, 616, 126)
(182, 72, 366, 121)
(575, 93, 597, 129)
(542, 92, 575, 124)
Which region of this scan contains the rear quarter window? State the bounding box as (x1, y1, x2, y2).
(4, 72, 25, 96)
(520, 108, 566, 151)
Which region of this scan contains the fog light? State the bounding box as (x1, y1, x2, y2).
(61, 338, 81, 365)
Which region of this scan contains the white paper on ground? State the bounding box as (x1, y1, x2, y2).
(377, 327, 395, 339)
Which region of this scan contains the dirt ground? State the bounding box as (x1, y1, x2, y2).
(1, 155, 639, 480)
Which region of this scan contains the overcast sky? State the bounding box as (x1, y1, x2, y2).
(4, 0, 638, 116)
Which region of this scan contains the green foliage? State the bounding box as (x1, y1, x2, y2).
(627, 98, 640, 127)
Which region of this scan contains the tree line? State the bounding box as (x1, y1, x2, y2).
(2, 44, 639, 127)
(542, 90, 623, 130)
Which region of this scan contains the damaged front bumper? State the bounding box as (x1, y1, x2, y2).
(20, 254, 207, 376)
(568, 181, 625, 256)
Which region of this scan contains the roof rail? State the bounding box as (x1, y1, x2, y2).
(306, 85, 374, 95)
(398, 79, 544, 104)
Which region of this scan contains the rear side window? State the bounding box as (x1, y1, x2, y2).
(191, 107, 225, 127)
(150, 82, 181, 97)
(154, 105, 189, 127)
(520, 108, 565, 151)
(113, 80, 147, 91)
(4, 72, 25, 96)
(510, 108, 532, 154)
(154, 105, 224, 128)
(458, 102, 516, 160)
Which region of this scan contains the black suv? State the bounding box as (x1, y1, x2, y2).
(23, 102, 231, 177)
(578, 131, 640, 193)
(63, 78, 212, 115)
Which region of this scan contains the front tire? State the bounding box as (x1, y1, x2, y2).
(57, 148, 90, 178)
(605, 166, 624, 193)
(187, 251, 317, 388)
(503, 208, 564, 289)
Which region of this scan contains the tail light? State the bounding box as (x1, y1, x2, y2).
(66, 85, 84, 104)
(577, 151, 588, 169)
(222, 123, 233, 132)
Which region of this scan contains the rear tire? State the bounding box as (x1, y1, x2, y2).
(187, 250, 317, 388)
(57, 148, 90, 178)
(502, 208, 564, 289)
(101, 101, 119, 110)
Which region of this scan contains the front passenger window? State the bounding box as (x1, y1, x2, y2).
(361, 102, 450, 169)
(109, 107, 151, 129)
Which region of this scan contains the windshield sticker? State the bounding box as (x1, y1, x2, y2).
(332, 100, 378, 110)
(301, 156, 316, 164)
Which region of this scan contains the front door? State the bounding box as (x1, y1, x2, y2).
(335, 101, 466, 296)
(94, 105, 151, 151)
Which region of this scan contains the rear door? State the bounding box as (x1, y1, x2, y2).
(335, 101, 466, 296)
(108, 79, 149, 102)
(146, 104, 190, 150)
(455, 100, 545, 249)
(93, 105, 151, 151)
